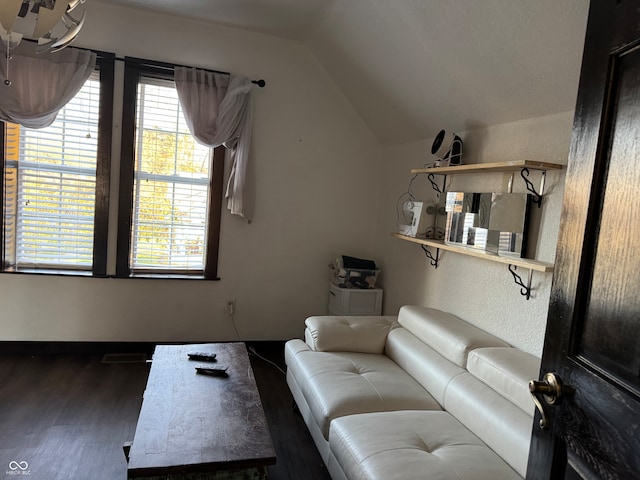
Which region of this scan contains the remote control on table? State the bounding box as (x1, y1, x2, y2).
(195, 365, 228, 377)
(188, 352, 217, 362)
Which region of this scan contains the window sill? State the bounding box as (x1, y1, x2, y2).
(0, 269, 220, 281)
(112, 273, 220, 281)
(1, 269, 99, 277)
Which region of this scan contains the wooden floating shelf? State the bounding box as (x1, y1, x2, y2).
(411, 160, 564, 176)
(391, 233, 554, 273)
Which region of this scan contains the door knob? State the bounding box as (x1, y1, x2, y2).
(529, 372, 564, 405)
(529, 372, 565, 430)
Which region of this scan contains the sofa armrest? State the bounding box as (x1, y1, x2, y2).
(304, 315, 398, 354)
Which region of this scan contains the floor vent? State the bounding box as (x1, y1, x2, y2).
(101, 353, 148, 364)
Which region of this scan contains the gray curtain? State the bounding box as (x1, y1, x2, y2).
(174, 66, 253, 217)
(0, 43, 96, 128)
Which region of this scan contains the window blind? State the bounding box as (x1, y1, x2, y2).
(131, 77, 212, 273)
(4, 75, 100, 270)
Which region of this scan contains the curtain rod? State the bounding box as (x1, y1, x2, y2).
(115, 56, 266, 88)
(9, 39, 267, 87)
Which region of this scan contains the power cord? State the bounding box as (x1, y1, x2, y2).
(225, 301, 241, 341)
(396, 173, 418, 229)
(396, 160, 455, 231)
(248, 346, 286, 376)
(230, 316, 241, 341)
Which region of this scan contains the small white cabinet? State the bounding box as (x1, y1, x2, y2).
(328, 283, 383, 316)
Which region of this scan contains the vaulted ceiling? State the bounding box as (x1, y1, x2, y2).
(96, 0, 590, 146)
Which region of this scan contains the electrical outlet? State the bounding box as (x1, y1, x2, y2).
(224, 300, 235, 316)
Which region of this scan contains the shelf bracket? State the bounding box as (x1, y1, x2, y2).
(520, 168, 547, 208)
(508, 264, 533, 300)
(420, 244, 440, 268)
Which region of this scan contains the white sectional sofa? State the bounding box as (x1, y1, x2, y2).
(284, 305, 541, 480)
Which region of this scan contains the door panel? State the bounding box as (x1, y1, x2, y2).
(580, 45, 640, 385)
(527, 1, 640, 479)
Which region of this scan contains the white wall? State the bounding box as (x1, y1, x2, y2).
(0, 3, 579, 352)
(0, 2, 384, 342)
(374, 112, 575, 355)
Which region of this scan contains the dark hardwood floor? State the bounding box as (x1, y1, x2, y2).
(0, 342, 330, 480)
(0, 353, 146, 480)
(248, 343, 331, 480)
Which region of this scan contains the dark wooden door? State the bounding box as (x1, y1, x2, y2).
(526, 1, 640, 479)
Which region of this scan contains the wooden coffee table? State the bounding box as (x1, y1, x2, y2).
(126, 343, 276, 479)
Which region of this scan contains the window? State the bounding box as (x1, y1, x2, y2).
(1, 54, 223, 280)
(1, 56, 114, 275)
(116, 60, 223, 279)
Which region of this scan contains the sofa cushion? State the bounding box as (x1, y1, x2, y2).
(397, 306, 510, 367)
(305, 315, 398, 354)
(467, 347, 540, 415)
(384, 327, 465, 406)
(286, 343, 441, 439)
(329, 410, 522, 480)
(443, 372, 533, 477)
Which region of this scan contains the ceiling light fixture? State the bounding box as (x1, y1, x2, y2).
(1, 0, 87, 85)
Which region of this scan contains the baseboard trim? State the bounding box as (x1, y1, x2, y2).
(0, 341, 157, 355)
(0, 340, 287, 356)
